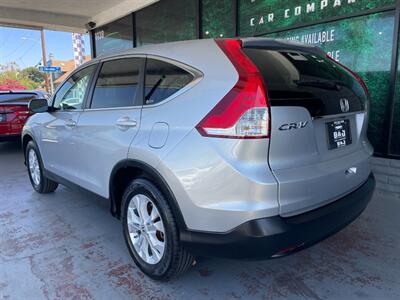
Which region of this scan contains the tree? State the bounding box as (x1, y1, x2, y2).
(0, 69, 42, 90)
(20, 67, 46, 84)
(0, 79, 27, 91)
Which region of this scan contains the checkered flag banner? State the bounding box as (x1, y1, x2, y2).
(72, 33, 85, 68)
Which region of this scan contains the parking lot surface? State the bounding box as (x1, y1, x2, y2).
(0, 141, 399, 300)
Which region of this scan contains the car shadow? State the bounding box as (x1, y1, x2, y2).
(0, 140, 22, 155)
(1, 141, 398, 299)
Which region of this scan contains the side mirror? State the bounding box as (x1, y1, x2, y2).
(28, 98, 49, 113)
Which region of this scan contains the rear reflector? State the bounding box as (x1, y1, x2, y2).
(271, 243, 305, 258)
(326, 55, 369, 97)
(196, 39, 270, 139)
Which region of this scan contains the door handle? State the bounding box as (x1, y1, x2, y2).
(65, 119, 77, 128)
(116, 117, 137, 129)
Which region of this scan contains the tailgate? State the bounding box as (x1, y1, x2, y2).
(242, 42, 372, 216)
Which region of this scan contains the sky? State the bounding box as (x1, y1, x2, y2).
(0, 26, 91, 69)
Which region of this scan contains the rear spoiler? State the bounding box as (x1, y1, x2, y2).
(0, 102, 32, 106)
(241, 38, 326, 57)
(0, 93, 37, 105)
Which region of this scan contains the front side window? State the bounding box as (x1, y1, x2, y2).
(144, 59, 194, 105)
(53, 65, 97, 110)
(91, 58, 142, 109)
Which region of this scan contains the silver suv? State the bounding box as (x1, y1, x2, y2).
(22, 38, 375, 280)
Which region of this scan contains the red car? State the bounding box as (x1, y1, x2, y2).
(0, 91, 49, 141)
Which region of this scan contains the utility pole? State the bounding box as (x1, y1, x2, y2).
(49, 72, 54, 94)
(48, 53, 55, 94)
(40, 29, 50, 93)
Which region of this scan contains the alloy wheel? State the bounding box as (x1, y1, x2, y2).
(28, 149, 41, 186)
(127, 194, 166, 265)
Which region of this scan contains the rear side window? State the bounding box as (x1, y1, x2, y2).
(243, 48, 366, 117)
(144, 59, 194, 105)
(91, 58, 141, 109)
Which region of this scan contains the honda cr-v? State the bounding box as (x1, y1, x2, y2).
(22, 38, 375, 280)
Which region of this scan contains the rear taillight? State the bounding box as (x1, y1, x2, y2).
(3, 105, 31, 119)
(196, 39, 270, 139)
(326, 55, 369, 97)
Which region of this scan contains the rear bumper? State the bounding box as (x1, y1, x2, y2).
(181, 173, 375, 259)
(0, 134, 21, 142)
(0, 121, 24, 139)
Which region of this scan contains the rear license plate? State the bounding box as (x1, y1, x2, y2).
(326, 119, 352, 150)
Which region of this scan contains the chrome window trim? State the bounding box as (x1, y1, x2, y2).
(82, 54, 204, 111)
(142, 55, 203, 109)
(51, 109, 84, 113)
(100, 54, 147, 61)
(83, 106, 142, 112)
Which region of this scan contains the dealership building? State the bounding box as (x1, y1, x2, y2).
(0, 0, 398, 159)
(0, 0, 399, 184)
(85, 0, 400, 161)
(1, 1, 400, 296)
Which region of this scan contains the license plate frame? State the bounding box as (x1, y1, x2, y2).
(326, 119, 352, 150)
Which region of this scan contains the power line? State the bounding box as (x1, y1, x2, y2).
(0, 29, 13, 50)
(18, 58, 26, 68)
(18, 39, 39, 60)
(0, 32, 35, 58)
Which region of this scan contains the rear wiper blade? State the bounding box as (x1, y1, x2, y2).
(294, 79, 339, 90)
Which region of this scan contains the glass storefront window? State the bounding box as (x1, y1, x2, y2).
(89, 0, 399, 157)
(239, 0, 396, 36)
(390, 35, 400, 156)
(93, 15, 133, 56)
(135, 0, 197, 46)
(201, 0, 236, 38)
(266, 11, 395, 154)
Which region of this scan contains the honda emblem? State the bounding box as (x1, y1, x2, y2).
(340, 98, 350, 113)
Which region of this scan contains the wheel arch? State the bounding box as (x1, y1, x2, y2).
(22, 133, 34, 163)
(109, 159, 187, 230)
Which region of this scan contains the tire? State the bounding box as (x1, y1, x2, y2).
(26, 140, 58, 194)
(121, 178, 195, 280)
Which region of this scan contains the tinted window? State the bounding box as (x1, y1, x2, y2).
(202, 0, 235, 38)
(144, 59, 194, 105)
(391, 36, 400, 155)
(53, 65, 96, 110)
(135, 0, 197, 46)
(93, 15, 133, 56)
(91, 58, 141, 109)
(243, 48, 366, 117)
(265, 11, 395, 155)
(239, 0, 396, 36)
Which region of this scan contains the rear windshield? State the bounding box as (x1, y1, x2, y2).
(0, 93, 37, 104)
(243, 48, 366, 117)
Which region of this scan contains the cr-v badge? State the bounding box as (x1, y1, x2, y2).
(279, 121, 308, 131)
